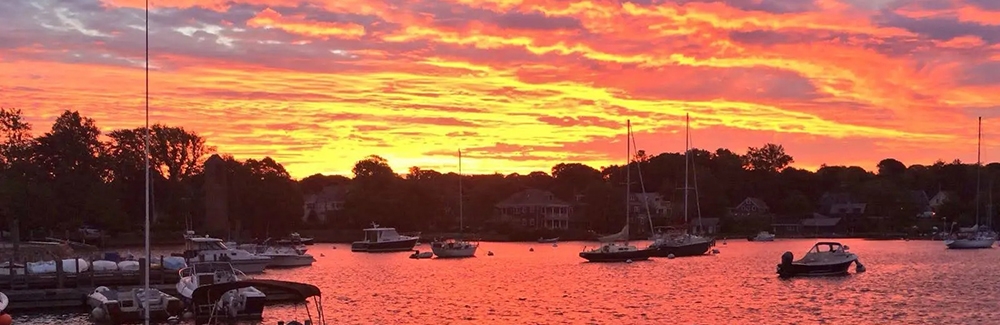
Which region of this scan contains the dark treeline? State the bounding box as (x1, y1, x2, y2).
(1, 108, 995, 239)
(0, 108, 301, 239)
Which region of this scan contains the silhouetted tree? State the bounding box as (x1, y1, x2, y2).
(743, 143, 794, 173)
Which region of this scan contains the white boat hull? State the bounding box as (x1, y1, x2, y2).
(430, 244, 478, 258)
(260, 254, 314, 267)
(946, 238, 995, 249)
(0, 291, 8, 313)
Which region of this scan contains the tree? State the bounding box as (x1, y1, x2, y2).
(352, 155, 395, 180)
(877, 158, 907, 178)
(742, 143, 794, 173)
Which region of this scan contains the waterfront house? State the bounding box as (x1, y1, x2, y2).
(729, 197, 772, 220)
(495, 188, 573, 230)
(630, 192, 671, 229)
(818, 191, 866, 233)
(302, 185, 348, 224)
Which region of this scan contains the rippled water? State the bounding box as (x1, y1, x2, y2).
(16, 239, 1000, 324)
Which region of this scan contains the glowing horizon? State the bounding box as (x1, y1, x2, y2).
(3, 0, 999, 179)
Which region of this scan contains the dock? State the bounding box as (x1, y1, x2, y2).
(4, 285, 308, 312)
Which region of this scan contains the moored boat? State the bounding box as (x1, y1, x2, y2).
(87, 286, 183, 324)
(175, 232, 272, 274)
(537, 237, 559, 243)
(177, 262, 266, 323)
(747, 231, 775, 242)
(351, 224, 419, 252)
(256, 245, 315, 267)
(430, 149, 479, 259)
(777, 242, 865, 278)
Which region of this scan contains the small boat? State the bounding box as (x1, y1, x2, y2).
(747, 231, 776, 242)
(177, 262, 266, 323)
(777, 242, 865, 278)
(174, 231, 272, 274)
(274, 232, 314, 246)
(87, 286, 183, 324)
(945, 224, 996, 249)
(537, 237, 559, 243)
(409, 250, 433, 259)
(647, 227, 714, 258)
(0, 291, 8, 313)
(430, 239, 479, 258)
(351, 223, 420, 252)
(256, 246, 315, 268)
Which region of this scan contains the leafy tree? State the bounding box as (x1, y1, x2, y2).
(877, 158, 907, 178)
(742, 143, 794, 173)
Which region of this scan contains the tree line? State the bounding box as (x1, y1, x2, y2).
(1, 107, 994, 239)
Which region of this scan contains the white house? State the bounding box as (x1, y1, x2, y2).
(302, 185, 348, 223)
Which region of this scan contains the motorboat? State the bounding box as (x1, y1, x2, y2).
(0, 291, 8, 314)
(189, 279, 323, 325)
(537, 237, 559, 243)
(174, 231, 272, 274)
(177, 262, 266, 323)
(430, 239, 479, 258)
(747, 231, 776, 242)
(350, 224, 419, 252)
(647, 228, 714, 258)
(256, 245, 315, 267)
(275, 232, 314, 246)
(777, 242, 865, 278)
(87, 286, 183, 324)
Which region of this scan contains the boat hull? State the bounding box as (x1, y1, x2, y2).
(227, 259, 270, 274)
(579, 249, 652, 262)
(945, 238, 995, 249)
(647, 240, 713, 257)
(351, 237, 419, 252)
(430, 244, 477, 258)
(261, 255, 314, 267)
(88, 289, 184, 324)
(777, 260, 855, 278)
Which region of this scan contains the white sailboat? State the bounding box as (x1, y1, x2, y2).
(946, 117, 996, 249)
(431, 150, 479, 258)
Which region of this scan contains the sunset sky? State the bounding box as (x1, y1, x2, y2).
(2, 0, 1000, 178)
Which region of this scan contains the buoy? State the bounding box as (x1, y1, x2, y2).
(626, 259, 633, 263)
(91, 307, 107, 320)
(487, 251, 494, 256)
(552, 243, 558, 247)
(667, 254, 675, 259)
(0, 313, 11, 325)
(320, 253, 325, 257)
(529, 248, 534, 252)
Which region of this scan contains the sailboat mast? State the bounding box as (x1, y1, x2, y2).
(626, 120, 631, 245)
(683, 114, 690, 225)
(459, 149, 463, 236)
(977, 116, 982, 227)
(143, 0, 150, 322)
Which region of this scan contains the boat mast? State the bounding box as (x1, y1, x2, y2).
(977, 116, 982, 228)
(459, 149, 463, 238)
(683, 114, 689, 226)
(626, 120, 631, 245)
(143, 0, 150, 322)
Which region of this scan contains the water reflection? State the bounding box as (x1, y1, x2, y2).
(14, 239, 1000, 324)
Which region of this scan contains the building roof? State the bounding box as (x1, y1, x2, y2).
(496, 188, 569, 207)
(735, 197, 769, 211)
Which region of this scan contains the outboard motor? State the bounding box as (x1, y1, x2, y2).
(777, 251, 794, 276)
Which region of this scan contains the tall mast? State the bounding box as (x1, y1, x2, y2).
(683, 114, 690, 225)
(458, 149, 463, 236)
(977, 116, 982, 227)
(626, 120, 631, 245)
(143, 0, 150, 322)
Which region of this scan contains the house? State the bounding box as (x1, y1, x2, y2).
(495, 189, 573, 230)
(689, 218, 720, 235)
(801, 213, 842, 235)
(629, 193, 670, 221)
(302, 185, 348, 224)
(929, 191, 955, 210)
(909, 190, 933, 218)
(729, 197, 771, 219)
(817, 192, 866, 234)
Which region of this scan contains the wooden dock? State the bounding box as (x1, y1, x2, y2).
(4, 284, 308, 312)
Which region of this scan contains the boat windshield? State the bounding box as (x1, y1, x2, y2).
(807, 242, 844, 254)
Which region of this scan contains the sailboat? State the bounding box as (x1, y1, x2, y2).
(647, 114, 714, 258)
(945, 117, 996, 249)
(579, 120, 652, 262)
(430, 150, 479, 258)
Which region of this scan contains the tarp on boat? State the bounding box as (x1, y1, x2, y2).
(190, 279, 321, 306)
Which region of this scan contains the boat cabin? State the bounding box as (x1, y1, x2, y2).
(361, 226, 407, 243)
(180, 262, 243, 287)
(807, 242, 847, 254)
(181, 236, 260, 261)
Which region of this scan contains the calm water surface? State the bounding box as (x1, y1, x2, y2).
(16, 239, 1000, 324)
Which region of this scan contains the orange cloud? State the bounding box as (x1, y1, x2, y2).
(4, 0, 1000, 178)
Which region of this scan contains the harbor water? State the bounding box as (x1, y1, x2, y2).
(14, 239, 1000, 324)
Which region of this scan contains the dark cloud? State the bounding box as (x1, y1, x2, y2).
(959, 61, 1000, 86)
(628, 0, 819, 14)
(876, 11, 1000, 44)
